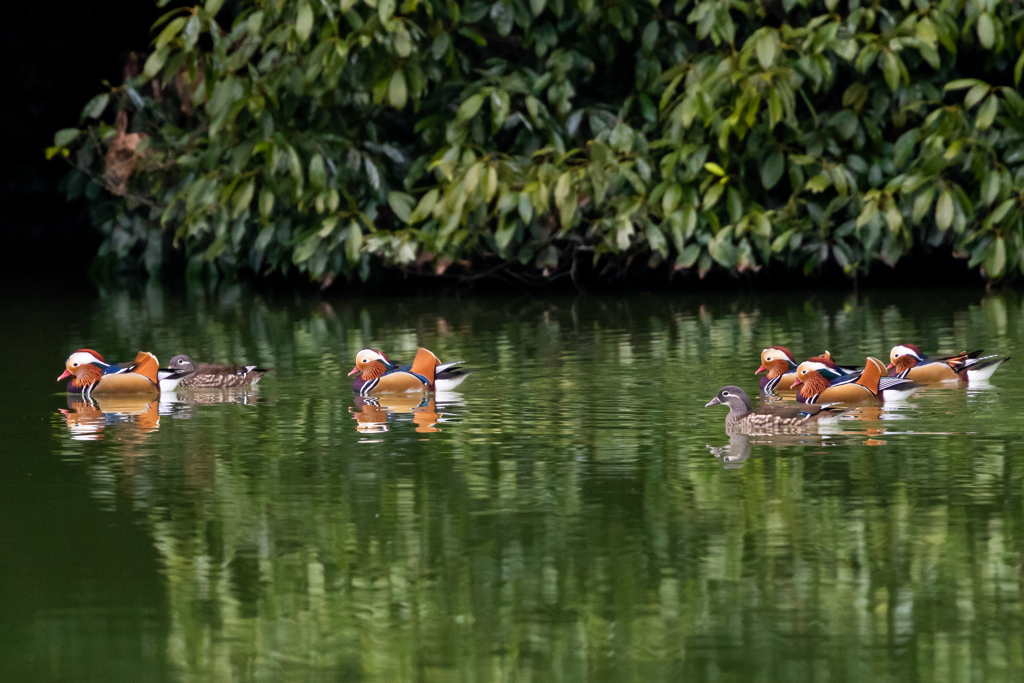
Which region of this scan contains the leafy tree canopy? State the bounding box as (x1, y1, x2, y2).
(52, 0, 1024, 285)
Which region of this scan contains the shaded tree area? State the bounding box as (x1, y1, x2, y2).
(0, 0, 170, 279)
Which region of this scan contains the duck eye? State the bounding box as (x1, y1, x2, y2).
(766, 357, 773, 362)
(72, 363, 79, 367)
(722, 391, 730, 396)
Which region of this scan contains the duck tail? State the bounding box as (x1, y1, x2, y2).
(410, 348, 438, 386)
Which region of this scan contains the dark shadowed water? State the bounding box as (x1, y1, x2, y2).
(2, 285, 1024, 683)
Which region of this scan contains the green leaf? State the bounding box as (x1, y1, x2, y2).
(805, 174, 831, 193)
(296, 3, 314, 41)
(756, 31, 777, 69)
(704, 162, 726, 177)
(231, 179, 255, 218)
(388, 70, 408, 109)
(676, 243, 700, 268)
(935, 189, 953, 231)
(205, 0, 224, 15)
(977, 13, 995, 50)
(893, 129, 918, 169)
(641, 21, 659, 52)
(963, 83, 990, 109)
(378, 0, 395, 23)
(760, 152, 784, 190)
(975, 95, 998, 130)
(457, 94, 485, 122)
(703, 181, 725, 209)
(1016, 51, 1024, 88)
(388, 191, 416, 223)
(944, 79, 983, 91)
(155, 16, 187, 49)
(259, 188, 275, 219)
(345, 222, 363, 263)
(990, 199, 1014, 225)
(142, 46, 169, 80)
(882, 52, 901, 91)
(985, 237, 1005, 279)
(54, 128, 80, 147)
(409, 189, 438, 223)
(912, 186, 935, 224)
(81, 93, 109, 120)
(309, 155, 326, 190)
(293, 234, 320, 264)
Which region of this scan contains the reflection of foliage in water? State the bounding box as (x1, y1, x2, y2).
(54, 286, 1024, 681)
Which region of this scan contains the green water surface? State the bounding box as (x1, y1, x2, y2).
(2, 286, 1023, 683)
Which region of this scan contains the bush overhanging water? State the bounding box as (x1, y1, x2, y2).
(51, 0, 1024, 285)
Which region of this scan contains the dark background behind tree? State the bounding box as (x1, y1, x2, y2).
(1, 0, 162, 279)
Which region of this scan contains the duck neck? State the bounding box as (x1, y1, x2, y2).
(798, 372, 829, 401)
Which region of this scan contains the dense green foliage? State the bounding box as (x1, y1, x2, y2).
(53, 0, 1024, 284)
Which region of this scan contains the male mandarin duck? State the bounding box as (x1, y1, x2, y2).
(348, 347, 472, 395)
(756, 346, 800, 393)
(888, 344, 1009, 383)
(756, 347, 858, 394)
(159, 354, 272, 389)
(792, 356, 919, 403)
(58, 349, 184, 396)
(705, 386, 848, 434)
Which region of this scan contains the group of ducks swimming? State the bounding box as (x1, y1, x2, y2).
(57, 347, 472, 396)
(706, 344, 1010, 433)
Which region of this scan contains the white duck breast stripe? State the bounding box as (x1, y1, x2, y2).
(360, 378, 380, 396)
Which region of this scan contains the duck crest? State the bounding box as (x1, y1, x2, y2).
(769, 346, 795, 363)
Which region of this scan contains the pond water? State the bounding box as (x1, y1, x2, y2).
(2, 285, 1024, 683)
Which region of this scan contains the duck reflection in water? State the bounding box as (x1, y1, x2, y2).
(60, 394, 163, 442)
(350, 392, 463, 434)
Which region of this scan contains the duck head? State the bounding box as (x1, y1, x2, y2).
(167, 354, 197, 374)
(756, 346, 797, 378)
(58, 349, 108, 388)
(348, 349, 396, 380)
(705, 385, 753, 416)
(790, 355, 845, 399)
(888, 344, 924, 373)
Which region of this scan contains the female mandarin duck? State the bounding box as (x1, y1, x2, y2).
(159, 354, 272, 389)
(348, 347, 472, 395)
(888, 344, 1009, 383)
(705, 386, 848, 434)
(792, 355, 919, 403)
(58, 349, 185, 396)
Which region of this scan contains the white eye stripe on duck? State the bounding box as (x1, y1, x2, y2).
(355, 349, 387, 363)
(67, 351, 106, 367)
(797, 361, 830, 373)
(891, 345, 921, 359)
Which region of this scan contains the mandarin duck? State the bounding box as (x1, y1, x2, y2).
(756, 347, 859, 394)
(792, 356, 919, 404)
(58, 350, 182, 396)
(705, 386, 848, 434)
(888, 344, 1009, 383)
(372, 351, 475, 391)
(349, 347, 437, 395)
(159, 354, 272, 389)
